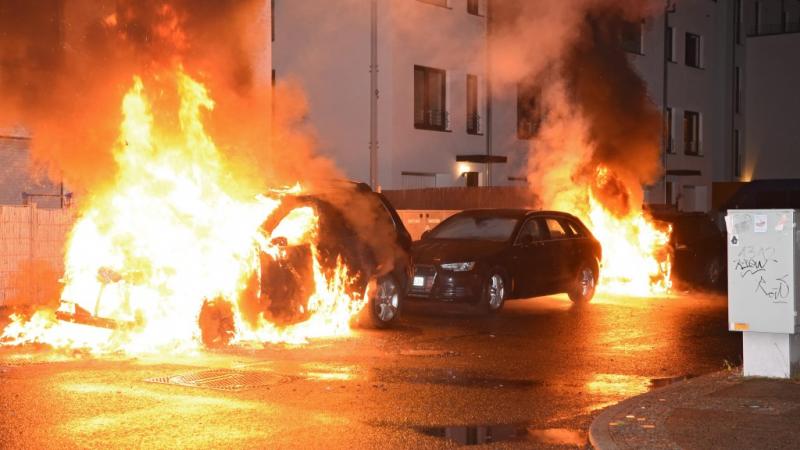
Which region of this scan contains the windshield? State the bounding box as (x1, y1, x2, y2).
(428, 215, 519, 241)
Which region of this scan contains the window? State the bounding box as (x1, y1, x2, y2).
(666, 26, 675, 62)
(683, 111, 701, 156)
(734, 67, 741, 113)
(271, 0, 275, 41)
(544, 219, 568, 240)
(621, 20, 644, 54)
(565, 220, 585, 237)
(517, 80, 542, 140)
(467, 0, 479, 15)
(733, 129, 741, 177)
(685, 33, 702, 68)
(466, 74, 481, 135)
(515, 219, 544, 245)
(414, 65, 448, 131)
(666, 181, 673, 205)
(428, 216, 519, 242)
(665, 107, 675, 154)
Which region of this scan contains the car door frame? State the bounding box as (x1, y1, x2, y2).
(509, 216, 552, 297)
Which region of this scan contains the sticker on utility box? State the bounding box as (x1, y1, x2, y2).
(754, 214, 768, 233)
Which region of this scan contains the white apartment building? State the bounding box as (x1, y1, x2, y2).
(616, 0, 738, 212)
(273, 0, 494, 189)
(272, 0, 797, 210)
(741, 0, 800, 181)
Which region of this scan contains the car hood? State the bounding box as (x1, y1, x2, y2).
(411, 239, 507, 265)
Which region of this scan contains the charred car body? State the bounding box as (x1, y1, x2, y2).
(200, 182, 411, 346)
(261, 184, 411, 325)
(408, 209, 602, 312)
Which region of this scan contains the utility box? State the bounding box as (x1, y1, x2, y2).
(726, 209, 800, 378)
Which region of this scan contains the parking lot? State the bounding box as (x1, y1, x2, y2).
(0, 291, 739, 449)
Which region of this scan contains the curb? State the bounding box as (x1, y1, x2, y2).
(587, 393, 626, 450)
(587, 374, 707, 450)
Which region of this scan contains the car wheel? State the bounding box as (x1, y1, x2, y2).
(367, 275, 401, 328)
(569, 263, 597, 304)
(479, 271, 506, 314)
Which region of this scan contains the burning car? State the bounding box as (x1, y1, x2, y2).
(199, 182, 412, 346)
(648, 210, 726, 291)
(408, 209, 602, 312)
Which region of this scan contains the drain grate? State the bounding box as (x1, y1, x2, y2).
(145, 368, 289, 391)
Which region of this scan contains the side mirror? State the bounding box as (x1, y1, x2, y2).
(421, 230, 431, 240)
(519, 234, 534, 246)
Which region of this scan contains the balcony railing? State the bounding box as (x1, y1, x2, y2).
(415, 109, 449, 131)
(467, 113, 481, 135)
(684, 141, 702, 156)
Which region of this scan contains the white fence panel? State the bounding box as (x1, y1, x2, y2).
(0, 205, 75, 306)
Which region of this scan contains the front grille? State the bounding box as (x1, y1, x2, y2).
(409, 264, 437, 295)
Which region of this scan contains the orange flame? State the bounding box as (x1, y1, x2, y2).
(1, 68, 367, 353)
(551, 165, 671, 296)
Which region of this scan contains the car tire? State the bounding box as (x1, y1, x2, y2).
(366, 274, 401, 328)
(479, 270, 506, 314)
(568, 262, 597, 304)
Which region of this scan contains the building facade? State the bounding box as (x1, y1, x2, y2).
(273, 0, 797, 211)
(741, 0, 800, 181)
(273, 0, 493, 190)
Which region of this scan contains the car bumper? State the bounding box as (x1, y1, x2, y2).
(406, 264, 483, 302)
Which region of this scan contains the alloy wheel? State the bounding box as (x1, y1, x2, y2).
(579, 267, 595, 297)
(488, 274, 505, 310)
(374, 277, 399, 322)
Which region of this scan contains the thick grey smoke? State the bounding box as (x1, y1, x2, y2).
(490, 0, 663, 217)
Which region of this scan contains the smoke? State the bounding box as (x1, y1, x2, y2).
(0, 0, 280, 195)
(490, 0, 663, 217)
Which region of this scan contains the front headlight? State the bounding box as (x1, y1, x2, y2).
(440, 261, 476, 272)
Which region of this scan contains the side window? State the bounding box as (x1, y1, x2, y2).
(545, 218, 568, 240)
(565, 220, 585, 237)
(515, 219, 544, 245)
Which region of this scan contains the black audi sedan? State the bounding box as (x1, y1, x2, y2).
(408, 209, 602, 313)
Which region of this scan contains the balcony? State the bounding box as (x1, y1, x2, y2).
(467, 113, 481, 135)
(684, 141, 702, 156)
(415, 109, 450, 132)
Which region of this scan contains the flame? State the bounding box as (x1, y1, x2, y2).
(553, 165, 671, 296)
(1, 68, 367, 354)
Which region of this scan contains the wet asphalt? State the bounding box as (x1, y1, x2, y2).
(0, 291, 740, 449)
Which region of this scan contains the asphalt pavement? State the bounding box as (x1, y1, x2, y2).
(0, 291, 740, 448)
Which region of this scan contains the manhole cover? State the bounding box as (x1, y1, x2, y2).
(145, 368, 289, 391)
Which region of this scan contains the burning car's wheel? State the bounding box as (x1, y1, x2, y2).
(569, 262, 597, 303)
(479, 271, 506, 314)
(366, 275, 401, 328)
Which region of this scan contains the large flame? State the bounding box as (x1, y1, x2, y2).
(1, 69, 367, 354)
(551, 165, 671, 296)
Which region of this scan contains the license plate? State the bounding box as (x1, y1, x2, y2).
(413, 276, 425, 287)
